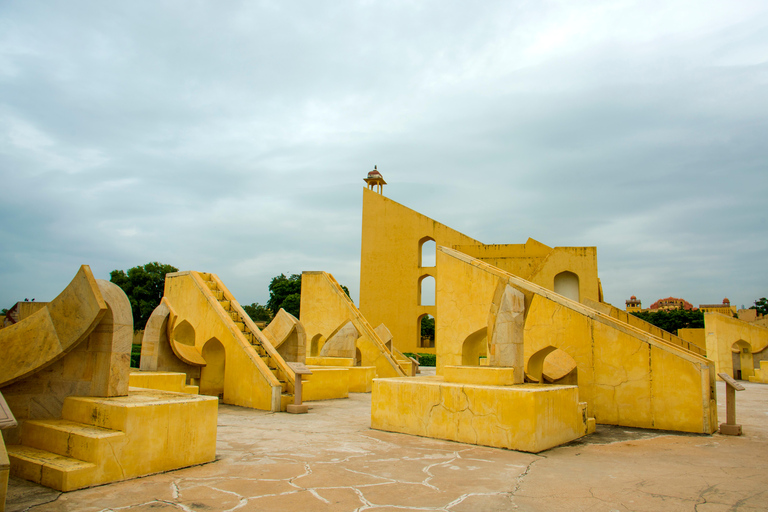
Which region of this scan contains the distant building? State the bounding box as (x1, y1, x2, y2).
(649, 297, 694, 312)
(699, 298, 736, 317)
(625, 295, 643, 313)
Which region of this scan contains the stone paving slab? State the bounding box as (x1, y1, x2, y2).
(5, 381, 768, 511)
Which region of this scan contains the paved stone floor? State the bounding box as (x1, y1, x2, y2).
(6, 380, 768, 512)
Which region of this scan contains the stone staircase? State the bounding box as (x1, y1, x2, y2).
(198, 273, 295, 409)
(6, 389, 217, 491)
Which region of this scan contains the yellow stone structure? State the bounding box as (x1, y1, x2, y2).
(359, 187, 603, 355)
(702, 312, 768, 381)
(300, 271, 411, 379)
(372, 247, 717, 449)
(137, 270, 299, 410)
(133, 270, 353, 407)
(0, 266, 218, 492)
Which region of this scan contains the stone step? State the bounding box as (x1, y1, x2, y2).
(21, 419, 124, 463)
(205, 281, 218, 291)
(229, 311, 239, 322)
(219, 300, 232, 311)
(233, 321, 245, 332)
(212, 290, 224, 300)
(7, 444, 97, 492)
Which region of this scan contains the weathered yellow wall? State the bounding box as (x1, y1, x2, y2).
(2, 279, 132, 445)
(705, 313, 768, 380)
(360, 188, 480, 355)
(436, 247, 717, 434)
(300, 271, 406, 378)
(0, 266, 107, 388)
(678, 328, 707, 352)
(164, 272, 282, 411)
(359, 188, 601, 355)
(302, 368, 349, 401)
(371, 378, 588, 453)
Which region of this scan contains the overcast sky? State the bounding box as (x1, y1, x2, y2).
(1, 1, 767, 318)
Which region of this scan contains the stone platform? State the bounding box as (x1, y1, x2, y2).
(371, 375, 594, 453)
(5, 381, 768, 512)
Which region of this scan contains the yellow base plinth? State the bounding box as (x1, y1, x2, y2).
(129, 371, 199, 394)
(371, 377, 593, 453)
(7, 389, 218, 492)
(443, 366, 520, 386)
(306, 357, 355, 367)
(303, 367, 349, 401)
(348, 367, 376, 392)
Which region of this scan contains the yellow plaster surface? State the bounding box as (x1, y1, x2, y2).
(443, 366, 519, 386)
(163, 271, 291, 411)
(128, 372, 199, 394)
(435, 247, 717, 434)
(371, 377, 589, 453)
(678, 328, 707, 352)
(705, 313, 768, 380)
(359, 188, 602, 355)
(7, 389, 217, 492)
(0, 266, 107, 388)
(302, 368, 349, 401)
(306, 357, 354, 367)
(300, 271, 407, 378)
(749, 361, 768, 383)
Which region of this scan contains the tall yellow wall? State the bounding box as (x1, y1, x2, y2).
(360, 188, 481, 355)
(300, 271, 405, 378)
(164, 272, 281, 411)
(359, 188, 601, 355)
(436, 247, 717, 434)
(704, 313, 768, 380)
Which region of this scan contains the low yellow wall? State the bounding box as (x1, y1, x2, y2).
(348, 367, 376, 393)
(443, 366, 518, 386)
(705, 313, 768, 380)
(303, 368, 349, 401)
(371, 377, 589, 453)
(129, 372, 199, 394)
(678, 328, 707, 352)
(306, 357, 354, 367)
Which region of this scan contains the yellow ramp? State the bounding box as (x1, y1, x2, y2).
(300, 271, 407, 378)
(0, 266, 107, 387)
(437, 247, 717, 434)
(163, 271, 296, 411)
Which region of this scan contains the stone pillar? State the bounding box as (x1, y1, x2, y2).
(488, 284, 525, 383)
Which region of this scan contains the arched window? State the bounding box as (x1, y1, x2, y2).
(527, 346, 578, 385)
(461, 327, 487, 366)
(419, 237, 436, 267)
(419, 275, 436, 306)
(554, 271, 580, 302)
(418, 314, 435, 348)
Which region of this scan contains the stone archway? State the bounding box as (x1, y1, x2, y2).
(461, 327, 487, 366)
(200, 337, 226, 399)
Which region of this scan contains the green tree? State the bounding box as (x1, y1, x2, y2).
(421, 315, 435, 341)
(750, 297, 768, 316)
(110, 262, 178, 329)
(242, 302, 273, 322)
(267, 273, 302, 317)
(630, 309, 704, 335)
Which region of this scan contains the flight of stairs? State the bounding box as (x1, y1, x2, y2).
(198, 273, 294, 409)
(6, 390, 218, 492)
